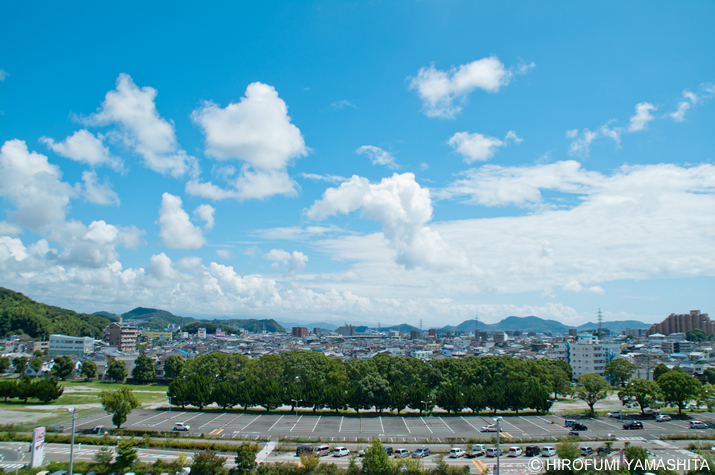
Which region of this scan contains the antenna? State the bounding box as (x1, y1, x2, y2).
(475, 314, 480, 340)
(597, 309, 603, 336)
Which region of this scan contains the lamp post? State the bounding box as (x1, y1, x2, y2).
(291, 399, 300, 421)
(420, 400, 430, 416)
(15, 446, 23, 475)
(494, 416, 502, 475)
(67, 407, 77, 475)
(166, 395, 171, 414)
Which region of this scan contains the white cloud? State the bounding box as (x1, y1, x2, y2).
(47, 219, 143, 268)
(253, 225, 346, 241)
(81, 170, 120, 206)
(189, 82, 306, 200)
(0, 221, 22, 237)
(216, 249, 233, 259)
(331, 100, 356, 109)
(307, 173, 464, 271)
(0, 139, 76, 230)
(568, 128, 606, 157)
(83, 73, 195, 177)
(0, 70, 7, 81)
(628, 102, 657, 132)
(299, 173, 347, 184)
(408, 57, 516, 119)
(157, 193, 209, 249)
(147, 252, 179, 281)
(356, 145, 398, 169)
(264, 248, 308, 275)
(448, 130, 522, 163)
(668, 85, 715, 122)
(193, 204, 215, 230)
(563, 280, 605, 294)
(40, 129, 121, 170)
(420, 163, 429, 171)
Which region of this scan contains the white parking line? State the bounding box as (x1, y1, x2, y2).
(267, 415, 284, 431)
(290, 416, 303, 432)
(150, 411, 186, 426)
(402, 417, 411, 434)
(339, 416, 344, 433)
(420, 417, 433, 433)
(438, 417, 454, 433)
(78, 413, 113, 427)
(380, 417, 385, 434)
(199, 413, 227, 429)
(499, 418, 524, 434)
(460, 416, 481, 432)
(241, 415, 261, 431)
(312, 416, 321, 432)
(593, 418, 623, 430)
(519, 416, 556, 432)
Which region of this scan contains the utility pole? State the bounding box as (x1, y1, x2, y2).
(597, 309, 603, 337)
(475, 314, 480, 341)
(495, 416, 502, 475)
(67, 407, 77, 475)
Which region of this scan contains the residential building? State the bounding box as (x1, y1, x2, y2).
(292, 327, 309, 338)
(103, 321, 139, 354)
(48, 334, 95, 357)
(555, 335, 622, 379)
(32, 340, 49, 353)
(336, 325, 356, 337)
(647, 310, 712, 336)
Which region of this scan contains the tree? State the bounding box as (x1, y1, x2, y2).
(624, 445, 649, 468)
(115, 439, 138, 470)
(575, 373, 611, 416)
(30, 357, 43, 376)
(362, 438, 391, 474)
(107, 358, 128, 382)
(0, 380, 16, 402)
(0, 356, 9, 373)
(100, 386, 140, 428)
(51, 355, 75, 380)
(33, 350, 44, 358)
(81, 360, 98, 381)
(618, 378, 662, 414)
(33, 378, 64, 403)
(657, 370, 703, 415)
(604, 358, 637, 387)
(687, 329, 708, 342)
(12, 356, 28, 374)
(16, 375, 33, 402)
(163, 354, 185, 379)
(704, 368, 715, 385)
(168, 377, 190, 409)
(191, 449, 228, 475)
(233, 442, 259, 474)
(653, 363, 670, 382)
(131, 354, 156, 383)
(699, 383, 715, 411)
(555, 439, 580, 463)
(93, 446, 114, 470)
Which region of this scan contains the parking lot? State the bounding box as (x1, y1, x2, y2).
(71, 409, 715, 443)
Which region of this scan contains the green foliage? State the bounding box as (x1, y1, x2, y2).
(81, 359, 98, 380)
(100, 385, 140, 428)
(704, 368, 715, 385)
(686, 329, 709, 342)
(32, 378, 64, 403)
(163, 354, 186, 379)
(0, 356, 9, 373)
(618, 378, 662, 413)
(29, 356, 43, 374)
(12, 356, 27, 373)
(575, 373, 611, 416)
(115, 438, 138, 469)
(657, 370, 703, 414)
(604, 358, 637, 387)
(107, 358, 128, 382)
(191, 449, 228, 475)
(234, 442, 259, 473)
(361, 438, 390, 474)
(555, 439, 580, 462)
(0, 286, 110, 338)
(51, 355, 75, 380)
(132, 354, 156, 383)
(624, 445, 648, 466)
(653, 363, 670, 381)
(93, 445, 114, 468)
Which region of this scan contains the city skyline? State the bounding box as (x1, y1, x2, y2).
(0, 2, 713, 327)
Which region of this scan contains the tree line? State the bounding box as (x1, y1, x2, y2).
(0, 375, 64, 403)
(166, 351, 572, 414)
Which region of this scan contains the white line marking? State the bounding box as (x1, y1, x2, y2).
(290, 415, 303, 432)
(241, 415, 261, 430)
(199, 413, 226, 429)
(150, 411, 187, 426)
(438, 417, 455, 433)
(312, 416, 321, 432)
(420, 417, 433, 433)
(268, 415, 284, 431)
(520, 416, 555, 432)
(339, 416, 344, 433)
(402, 417, 411, 434)
(380, 417, 385, 434)
(460, 416, 481, 432)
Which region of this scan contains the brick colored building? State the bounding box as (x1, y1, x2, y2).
(647, 310, 712, 336)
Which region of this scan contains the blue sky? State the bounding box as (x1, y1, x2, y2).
(0, 1, 713, 327)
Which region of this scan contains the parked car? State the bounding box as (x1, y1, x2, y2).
(394, 449, 410, 458)
(608, 411, 622, 418)
(333, 447, 349, 457)
(173, 422, 190, 431)
(568, 430, 581, 437)
(564, 419, 577, 427)
(486, 447, 503, 457)
(313, 445, 330, 456)
(383, 446, 394, 456)
(448, 448, 465, 458)
(465, 445, 486, 458)
(623, 421, 643, 430)
(580, 447, 594, 456)
(572, 423, 588, 431)
(597, 446, 612, 455)
(656, 414, 672, 422)
(508, 447, 522, 457)
(412, 447, 430, 458)
(541, 447, 557, 457)
(481, 424, 502, 432)
(691, 421, 708, 429)
(296, 446, 313, 456)
(525, 446, 541, 457)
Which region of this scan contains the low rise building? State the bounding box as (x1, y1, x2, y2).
(48, 334, 95, 357)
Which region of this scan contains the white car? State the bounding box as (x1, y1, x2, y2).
(333, 447, 349, 457)
(481, 424, 502, 432)
(508, 447, 522, 457)
(608, 411, 622, 418)
(541, 447, 557, 457)
(448, 448, 465, 458)
(656, 414, 671, 422)
(690, 420, 708, 429)
(173, 422, 190, 431)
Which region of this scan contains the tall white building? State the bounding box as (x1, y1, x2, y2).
(48, 334, 95, 357)
(555, 335, 622, 379)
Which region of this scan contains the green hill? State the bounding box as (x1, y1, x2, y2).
(183, 319, 285, 334)
(0, 287, 111, 339)
(120, 307, 197, 329)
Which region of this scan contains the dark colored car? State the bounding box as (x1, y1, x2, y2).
(296, 445, 313, 456)
(597, 446, 612, 455)
(623, 421, 643, 430)
(568, 430, 581, 437)
(525, 445, 541, 456)
(384, 446, 394, 456)
(572, 423, 588, 431)
(412, 447, 431, 458)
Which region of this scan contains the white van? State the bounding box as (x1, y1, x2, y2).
(486, 447, 503, 457)
(313, 445, 330, 456)
(508, 447, 522, 457)
(394, 448, 410, 458)
(541, 447, 556, 457)
(449, 448, 465, 458)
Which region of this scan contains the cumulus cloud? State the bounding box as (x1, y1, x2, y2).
(448, 130, 522, 163)
(307, 173, 464, 271)
(669, 84, 715, 122)
(408, 57, 519, 119)
(157, 193, 210, 249)
(563, 280, 605, 294)
(81, 170, 120, 206)
(40, 129, 121, 170)
(356, 145, 398, 169)
(0, 139, 76, 230)
(83, 73, 196, 177)
(628, 102, 657, 132)
(188, 82, 306, 200)
(264, 248, 308, 275)
(193, 204, 215, 230)
(0, 221, 22, 237)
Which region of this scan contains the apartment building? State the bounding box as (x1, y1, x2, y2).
(48, 334, 95, 356)
(555, 335, 622, 379)
(103, 321, 139, 354)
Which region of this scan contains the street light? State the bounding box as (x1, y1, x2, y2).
(15, 446, 24, 475)
(67, 407, 77, 475)
(494, 416, 502, 475)
(420, 400, 431, 416)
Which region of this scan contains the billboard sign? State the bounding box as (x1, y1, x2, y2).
(31, 427, 45, 467)
(215, 329, 225, 337)
(167, 323, 179, 331)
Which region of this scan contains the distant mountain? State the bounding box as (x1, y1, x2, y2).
(0, 287, 111, 339)
(119, 307, 285, 333)
(356, 323, 418, 333)
(93, 311, 118, 321)
(576, 320, 650, 332)
(277, 321, 339, 331)
(438, 316, 650, 335)
(120, 307, 196, 329)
